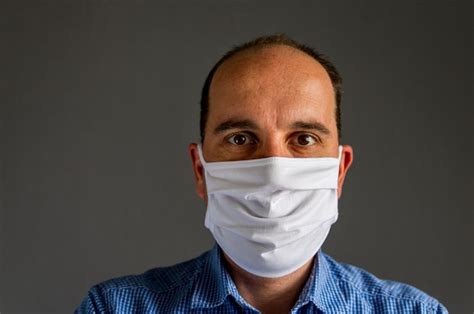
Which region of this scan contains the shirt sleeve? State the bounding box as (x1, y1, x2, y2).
(436, 302, 449, 314)
(74, 286, 107, 314)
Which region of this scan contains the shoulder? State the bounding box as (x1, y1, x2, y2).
(75, 250, 210, 313)
(96, 251, 208, 294)
(321, 252, 448, 313)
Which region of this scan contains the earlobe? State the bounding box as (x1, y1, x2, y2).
(188, 143, 207, 200)
(337, 145, 353, 198)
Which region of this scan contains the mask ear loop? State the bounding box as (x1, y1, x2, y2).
(197, 143, 208, 167)
(337, 145, 343, 163)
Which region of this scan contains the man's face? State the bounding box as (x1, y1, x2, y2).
(190, 45, 353, 200)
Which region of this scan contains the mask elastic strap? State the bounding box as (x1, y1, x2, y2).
(197, 143, 207, 167)
(337, 145, 343, 163)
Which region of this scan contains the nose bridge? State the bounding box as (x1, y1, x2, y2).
(259, 133, 290, 158)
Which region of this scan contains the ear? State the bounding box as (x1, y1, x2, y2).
(337, 145, 353, 198)
(188, 143, 207, 200)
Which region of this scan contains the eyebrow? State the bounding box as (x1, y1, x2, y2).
(291, 120, 331, 136)
(213, 119, 259, 134)
(213, 118, 331, 136)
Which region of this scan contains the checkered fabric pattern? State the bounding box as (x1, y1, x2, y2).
(75, 245, 447, 313)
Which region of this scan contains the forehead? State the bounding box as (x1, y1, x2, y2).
(214, 45, 330, 83)
(208, 45, 336, 128)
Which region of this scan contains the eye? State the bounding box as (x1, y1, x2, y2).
(295, 134, 318, 146)
(227, 133, 255, 145)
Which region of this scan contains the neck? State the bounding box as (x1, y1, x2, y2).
(222, 253, 314, 314)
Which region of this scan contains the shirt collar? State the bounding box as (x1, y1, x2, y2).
(191, 244, 257, 310)
(191, 245, 347, 312)
(294, 251, 347, 312)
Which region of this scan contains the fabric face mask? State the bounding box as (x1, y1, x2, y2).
(198, 145, 342, 278)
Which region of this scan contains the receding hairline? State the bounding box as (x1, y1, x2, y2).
(211, 43, 330, 86)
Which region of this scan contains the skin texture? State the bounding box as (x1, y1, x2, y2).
(188, 45, 353, 313)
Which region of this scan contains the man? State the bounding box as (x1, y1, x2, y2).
(76, 34, 447, 313)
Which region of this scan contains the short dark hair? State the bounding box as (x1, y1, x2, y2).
(199, 34, 342, 142)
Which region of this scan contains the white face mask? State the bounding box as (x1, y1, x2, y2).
(198, 145, 342, 278)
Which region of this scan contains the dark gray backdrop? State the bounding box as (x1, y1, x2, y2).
(1, 1, 472, 313)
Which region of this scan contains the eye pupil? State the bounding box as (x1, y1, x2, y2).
(233, 134, 247, 145)
(298, 135, 311, 145)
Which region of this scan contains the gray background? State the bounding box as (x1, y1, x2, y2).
(1, 0, 472, 313)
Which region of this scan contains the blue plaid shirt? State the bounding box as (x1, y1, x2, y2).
(75, 245, 447, 313)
